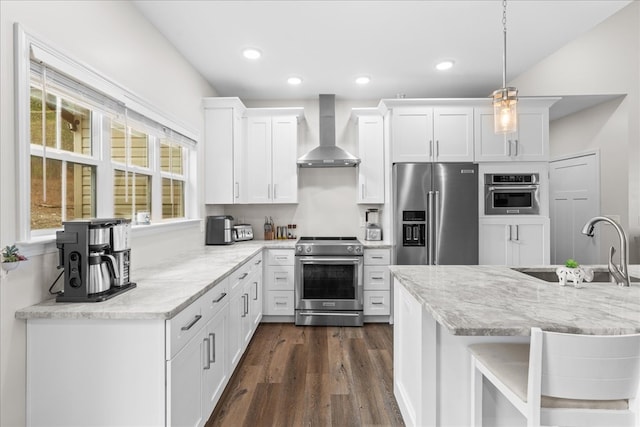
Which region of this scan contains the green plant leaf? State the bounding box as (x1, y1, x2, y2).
(565, 258, 579, 268)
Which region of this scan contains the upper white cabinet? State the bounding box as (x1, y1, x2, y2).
(474, 99, 558, 162)
(246, 112, 301, 204)
(203, 97, 246, 204)
(390, 106, 473, 163)
(353, 110, 385, 204)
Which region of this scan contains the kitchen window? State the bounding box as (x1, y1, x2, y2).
(17, 26, 197, 241)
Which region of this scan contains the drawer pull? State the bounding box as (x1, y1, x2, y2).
(275, 301, 288, 306)
(203, 337, 211, 370)
(255, 260, 262, 265)
(239, 272, 249, 280)
(372, 301, 384, 305)
(209, 333, 216, 363)
(371, 276, 384, 280)
(181, 314, 202, 331)
(370, 256, 384, 259)
(275, 256, 288, 260)
(212, 292, 227, 303)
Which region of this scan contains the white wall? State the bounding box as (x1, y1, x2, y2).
(207, 98, 386, 240)
(0, 1, 216, 425)
(510, 1, 640, 263)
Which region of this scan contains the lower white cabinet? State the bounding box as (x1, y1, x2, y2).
(25, 253, 262, 427)
(363, 248, 391, 318)
(479, 217, 550, 266)
(263, 249, 295, 316)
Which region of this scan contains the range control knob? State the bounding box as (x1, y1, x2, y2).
(355, 246, 362, 253)
(296, 246, 302, 253)
(347, 246, 353, 252)
(305, 246, 312, 253)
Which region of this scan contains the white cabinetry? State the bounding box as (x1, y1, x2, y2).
(227, 253, 262, 370)
(474, 102, 553, 162)
(363, 248, 391, 318)
(354, 110, 385, 204)
(203, 97, 246, 204)
(263, 249, 295, 317)
(390, 107, 473, 163)
(479, 217, 550, 266)
(246, 114, 300, 204)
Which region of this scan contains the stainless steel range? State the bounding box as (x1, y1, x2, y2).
(294, 237, 364, 326)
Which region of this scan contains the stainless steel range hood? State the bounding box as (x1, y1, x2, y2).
(297, 94, 360, 168)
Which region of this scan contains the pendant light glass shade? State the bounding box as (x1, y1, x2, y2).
(492, 86, 518, 134)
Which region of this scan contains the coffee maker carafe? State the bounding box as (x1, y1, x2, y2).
(56, 219, 136, 302)
(365, 209, 383, 241)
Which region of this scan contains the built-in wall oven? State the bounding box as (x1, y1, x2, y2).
(294, 237, 364, 326)
(484, 173, 540, 215)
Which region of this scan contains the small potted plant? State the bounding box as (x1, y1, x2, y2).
(2, 244, 27, 272)
(556, 258, 593, 288)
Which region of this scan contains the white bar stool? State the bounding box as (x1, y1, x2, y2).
(469, 327, 640, 426)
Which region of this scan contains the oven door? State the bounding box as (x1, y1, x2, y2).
(484, 185, 540, 215)
(295, 256, 364, 311)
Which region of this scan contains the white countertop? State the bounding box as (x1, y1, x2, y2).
(15, 240, 295, 321)
(390, 264, 640, 336)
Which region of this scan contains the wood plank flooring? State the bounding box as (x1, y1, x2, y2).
(206, 323, 405, 427)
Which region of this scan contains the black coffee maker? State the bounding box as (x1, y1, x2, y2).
(56, 218, 136, 302)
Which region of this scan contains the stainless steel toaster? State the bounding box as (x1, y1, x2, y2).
(233, 224, 254, 241)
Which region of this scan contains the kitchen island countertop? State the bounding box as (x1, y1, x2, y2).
(390, 264, 640, 336)
(16, 240, 295, 321)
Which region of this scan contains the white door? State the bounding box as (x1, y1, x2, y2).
(479, 219, 511, 265)
(271, 116, 298, 203)
(549, 153, 599, 264)
(246, 116, 272, 203)
(433, 108, 474, 162)
(391, 107, 433, 162)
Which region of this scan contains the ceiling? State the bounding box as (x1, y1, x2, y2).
(133, 0, 631, 102)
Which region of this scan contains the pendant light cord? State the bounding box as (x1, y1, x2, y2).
(502, 0, 508, 88)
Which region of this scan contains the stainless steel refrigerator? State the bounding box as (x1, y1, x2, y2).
(393, 163, 478, 265)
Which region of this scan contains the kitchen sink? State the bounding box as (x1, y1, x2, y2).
(511, 268, 640, 284)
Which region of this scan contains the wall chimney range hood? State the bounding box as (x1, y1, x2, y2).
(297, 94, 360, 168)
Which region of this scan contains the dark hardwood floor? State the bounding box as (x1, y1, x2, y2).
(206, 323, 405, 427)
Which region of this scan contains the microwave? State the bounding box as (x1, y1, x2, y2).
(484, 173, 540, 215)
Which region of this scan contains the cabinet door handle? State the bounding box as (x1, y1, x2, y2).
(242, 294, 249, 316)
(212, 292, 227, 303)
(429, 140, 433, 158)
(209, 333, 216, 363)
(181, 314, 202, 331)
(203, 337, 211, 370)
(254, 259, 262, 265)
(436, 140, 439, 158)
(253, 281, 258, 300)
(508, 225, 512, 242)
(267, 184, 271, 199)
(506, 139, 512, 156)
(274, 184, 277, 200)
(235, 182, 240, 199)
(239, 272, 248, 280)
(513, 225, 520, 242)
(514, 139, 519, 156)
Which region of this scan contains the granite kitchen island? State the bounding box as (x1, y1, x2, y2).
(390, 265, 640, 427)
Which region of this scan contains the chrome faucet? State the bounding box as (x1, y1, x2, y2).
(581, 216, 630, 287)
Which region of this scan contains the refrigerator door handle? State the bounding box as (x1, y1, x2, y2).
(433, 190, 440, 265)
(427, 191, 434, 264)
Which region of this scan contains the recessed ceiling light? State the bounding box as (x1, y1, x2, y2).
(355, 76, 371, 85)
(287, 76, 303, 85)
(435, 60, 455, 71)
(242, 48, 261, 60)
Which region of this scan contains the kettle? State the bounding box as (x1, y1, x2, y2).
(365, 209, 383, 241)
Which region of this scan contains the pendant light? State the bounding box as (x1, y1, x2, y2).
(492, 0, 518, 134)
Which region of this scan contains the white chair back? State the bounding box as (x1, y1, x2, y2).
(532, 328, 640, 401)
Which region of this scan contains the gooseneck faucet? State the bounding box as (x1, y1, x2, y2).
(581, 216, 630, 287)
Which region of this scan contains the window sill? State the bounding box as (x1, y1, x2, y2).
(18, 219, 203, 259)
